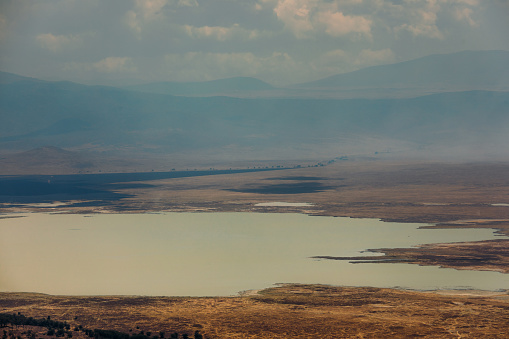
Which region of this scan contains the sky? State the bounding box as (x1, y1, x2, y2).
(0, 0, 508, 86)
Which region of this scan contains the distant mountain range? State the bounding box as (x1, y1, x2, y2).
(2, 50, 508, 99)
(124, 77, 274, 97)
(291, 50, 509, 98)
(296, 50, 509, 89)
(1, 50, 508, 167)
(120, 50, 509, 98)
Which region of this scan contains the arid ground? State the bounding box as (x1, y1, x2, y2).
(2, 284, 509, 338)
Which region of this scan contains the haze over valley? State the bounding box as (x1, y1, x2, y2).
(2, 50, 509, 174)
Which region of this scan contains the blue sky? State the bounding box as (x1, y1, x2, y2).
(1, 0, 508, 86)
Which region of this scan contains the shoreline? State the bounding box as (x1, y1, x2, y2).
(2, 161, 509, 296)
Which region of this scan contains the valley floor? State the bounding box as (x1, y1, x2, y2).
(3, 160, 509, 274)
(2, 160, 509, 338)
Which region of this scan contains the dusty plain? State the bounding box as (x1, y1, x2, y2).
(2, 160, 509, 338)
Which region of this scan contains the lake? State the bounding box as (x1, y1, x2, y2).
(1, 212, 508, 296)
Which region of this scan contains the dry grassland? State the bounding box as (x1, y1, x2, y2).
(2, 284, 509, 338)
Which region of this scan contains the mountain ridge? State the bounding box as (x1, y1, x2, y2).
(294, 50, 509, 91)
(2, 50, 508, 161)
(1, 71, 508, 160)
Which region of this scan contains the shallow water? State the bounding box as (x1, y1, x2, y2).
(0, 212, 508, 296)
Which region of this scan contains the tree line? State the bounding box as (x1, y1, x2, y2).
(0, 313, 203, 339)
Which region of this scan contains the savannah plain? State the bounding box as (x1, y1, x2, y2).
(2, 159, 509, 338)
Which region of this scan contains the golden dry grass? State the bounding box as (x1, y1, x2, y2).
(2, 284, 509, 338)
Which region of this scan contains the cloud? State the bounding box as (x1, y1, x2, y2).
(125, 0, 168, 37)
(271, 0, 371, 39)
(93, 57, 137, 73)
(136, 0, 168, 20)
(315, 10, 372, 38)
(36, 33, 84, 52)
(394, 1, 444, 39)
(454, 7, 478, 27)
(273, 0, 315, 38)
(183, 24, 265, 41)
(387, 0, 481, 39)
(1, 0, 504, 86)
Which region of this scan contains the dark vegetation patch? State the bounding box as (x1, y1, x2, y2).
(0, 179, 134, 204)
(0, 168, 281, 204)
(227, 182, 337, 194)
(0, 313, 203, 339)
(265, 176, 331, 181)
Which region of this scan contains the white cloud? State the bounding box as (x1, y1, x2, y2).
(125, 0, 168, 37)
(93, 57, 137, 73)
(386, 0, 481, 39)
(271, 0, 372, 39)
(315, 10, 372, 38)
(454, 7, 478, 27)
(183, 24, 266, 41)
(36, 33, 84, 52)
(136, 0, 168, 20)
(394, 0, 444, 39)
(273, 0, 316, 38)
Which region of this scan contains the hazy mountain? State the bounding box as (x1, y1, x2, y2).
(0, 71, 46, 85)
(294, 50, 509, 97)
(1, 69, 508, 162)
(124, 77, 274, 97)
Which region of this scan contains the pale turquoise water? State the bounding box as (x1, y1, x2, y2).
(0, 212, 507, 296)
